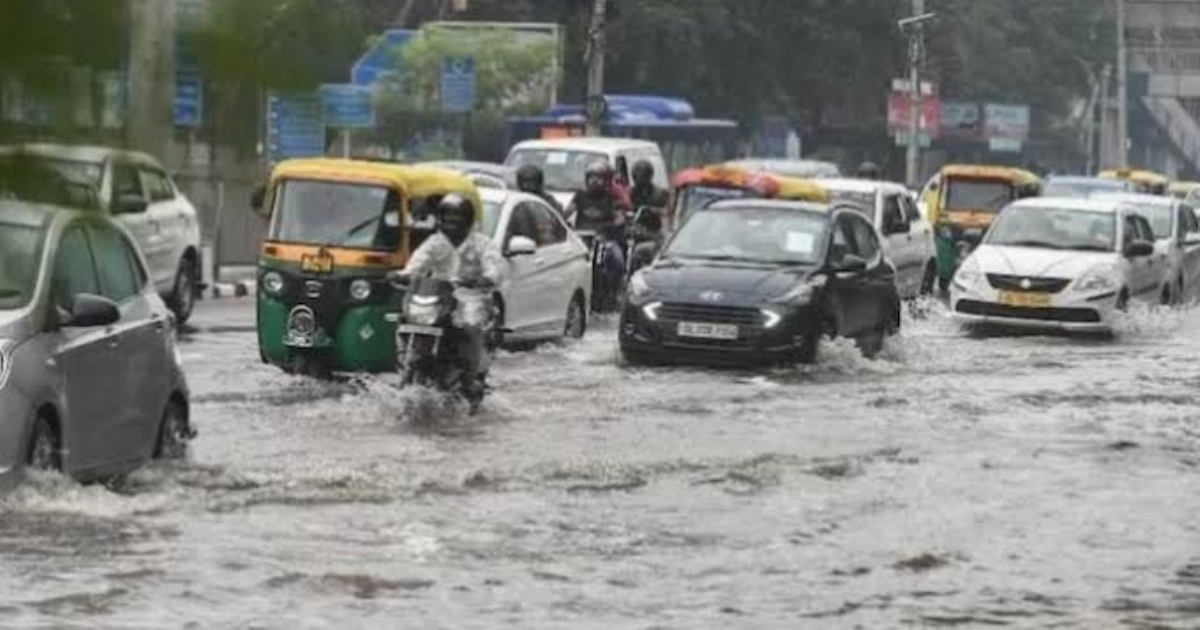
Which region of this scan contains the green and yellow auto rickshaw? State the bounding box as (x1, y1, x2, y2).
(250, 158, 482, 374)
(928, 164, 1042, 290)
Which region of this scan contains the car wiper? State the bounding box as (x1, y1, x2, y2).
(331, 216, 382, 246)
(1069, 244, 1114, 252)
(686, 254, 753, 262)
(1000, 240, 1063, 249)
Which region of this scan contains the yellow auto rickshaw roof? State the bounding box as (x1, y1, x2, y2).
(269, 158, 481, 209)
(938, 164, 1041, 185)
(773, 175, 831, 203)
(1098, 168, 1170, 186)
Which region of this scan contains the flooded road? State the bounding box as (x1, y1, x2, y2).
(2, 298, 1199, 628)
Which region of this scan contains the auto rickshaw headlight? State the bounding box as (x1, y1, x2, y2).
(349, 279, 372, 301)
(262, 271, 285, 295)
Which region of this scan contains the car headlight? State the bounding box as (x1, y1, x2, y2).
(628, 271, 651, 298)
(262, 271, 285, 295)
(642, 301, 663, 321)
(349, 279, 372, 301)
(953, 258, 983, 290)
(0, 339, 14, 391)
(1074, 266, 1118, 293)
(406, 303, 440, 326)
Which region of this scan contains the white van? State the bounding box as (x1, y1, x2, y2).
(504, 137, 668, 209)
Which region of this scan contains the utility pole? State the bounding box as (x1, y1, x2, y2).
(1099, 63, 1112, 168)
(585, 0, 608, 136)
(1116, 0, 1129, 167)
(126, 0, 175, 154)
(900, 0, 933, 187)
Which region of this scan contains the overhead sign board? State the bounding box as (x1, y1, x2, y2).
(173, 0, 205, 127)
(320, 83, 374, 128)
(267, 92, 325, 165)
(352, 29, 416, 86)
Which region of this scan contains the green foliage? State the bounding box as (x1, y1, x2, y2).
(376, 25, 559, 115)
(0, 0, 125, 83)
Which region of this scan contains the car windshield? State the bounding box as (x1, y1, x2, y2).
(0, 221, 45, 309)
(664, 206, 828, 265)
(944, 178, 1014, 212)
(986, 206, 1117, 252)
(480, 200, 503, 238)
(0, 156, 98, 208)
(1044, 178, 1129, 198)
(506, 149, 607, 192)
(675, 185, 754, 225)
(269, 180, 401, 251)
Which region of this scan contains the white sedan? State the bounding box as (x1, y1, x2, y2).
(1094, 192, 1200, 304)
(951, 197, 1167, 333)
(479, 188, 592, 343)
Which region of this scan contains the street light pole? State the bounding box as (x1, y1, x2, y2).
(903, 0, 928, 188)
(585, 0, 608, 136)
(1116, 0, 1129, 167)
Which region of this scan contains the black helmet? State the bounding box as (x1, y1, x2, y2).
(516, 164, 544, 192)
(632, 160, 654, 185)
(585, 160, 613, 192)
(437, 193, 475, 228)
(855, 161, 881, 179)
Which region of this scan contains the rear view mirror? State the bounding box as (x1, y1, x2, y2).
(506, 235, 537, 257)
(1124, 240, 1155, 258)
(62, 293, 120, 328)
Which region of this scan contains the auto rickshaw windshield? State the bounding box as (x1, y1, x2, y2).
(269, 179, 402, 252)
(944, 178, 1014, 212)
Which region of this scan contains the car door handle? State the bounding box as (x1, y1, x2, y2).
(151, 314, 167, 333)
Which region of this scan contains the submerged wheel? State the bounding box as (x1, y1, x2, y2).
(565, 293, 587, 339)
(26, 414, 61, 472)
(154, 399, 190, 460)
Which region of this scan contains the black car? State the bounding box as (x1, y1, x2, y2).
(620, 200, 901, 365)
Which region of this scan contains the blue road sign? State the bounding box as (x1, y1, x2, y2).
(173, 0, 204, 127)
(267, 92, 325, 164)
(440, 57, 476, 113)
(352, 30, 416, 86)
(320, 84, 374, 129)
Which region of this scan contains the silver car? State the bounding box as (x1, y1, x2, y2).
(0, 200, 192, 488)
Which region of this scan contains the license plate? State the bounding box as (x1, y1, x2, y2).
(301, 252, 334, 274)
(397, 324, 444, 337)
(677, 321, 739, 340)
(998, 291, 1051, 308)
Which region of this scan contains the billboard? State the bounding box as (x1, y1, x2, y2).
(940, 101, 983, 139)
(984, 103, 1030, 153)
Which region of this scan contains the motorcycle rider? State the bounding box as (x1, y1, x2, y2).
(515, 164, 564, 215)
(567, 161, 631, 309)
(855, 160, 882, 180)
(399, 193, 505, 392)
(628, 160, 669, 272)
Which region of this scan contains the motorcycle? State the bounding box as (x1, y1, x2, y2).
(576, 226, 625, 314)
(386, 273, 495, 411)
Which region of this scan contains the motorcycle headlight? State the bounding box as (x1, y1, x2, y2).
(629, 270, 652, 298)
(953, 258, 983, 290)
(1074, 266, 1118, 293)
(349, 279, 372, 301)
(406, 303, 440, 326)
(262, 271, 284, 295)
(0, 339, 14, 391)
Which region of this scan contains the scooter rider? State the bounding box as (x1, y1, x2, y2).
(515, 164, 564, 216)
(629, 160, 669, 211)
(399, 193, 505, 389)
(567, 161, 630, 307)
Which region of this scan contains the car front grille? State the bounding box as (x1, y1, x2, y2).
(956, 299, 1100, 323)
(658, 302, 764, 326)
(986, 274, 1072, 294)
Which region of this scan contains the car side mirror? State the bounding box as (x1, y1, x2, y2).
(1124, 240, 1155, 258)
(506, 235, 537, 257)
(834, 254, 869, 274)
(113, 194, 147, 215)
(61, 293, 120, 328)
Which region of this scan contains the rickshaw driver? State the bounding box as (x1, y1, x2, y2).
(396, 194, 506, 391)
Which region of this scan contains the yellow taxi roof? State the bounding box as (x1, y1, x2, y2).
(773, 175, 831, 203)
(270, 158, 480, 204)
(1098, 168, 1170, 185)
(939, 164, 1041, 185)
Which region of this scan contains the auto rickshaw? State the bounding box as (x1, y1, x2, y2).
(667, 165, 829, 229)
(1098, 168, 1169, 196)
(928, 164, 1042, 290)
(250, 158, 482, 375)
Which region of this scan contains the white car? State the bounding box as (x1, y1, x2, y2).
(1093, 192, 1200, 304)
(504, 137, 668, 209)
(819, 177, 937, 298)
(951, 197, 1168, 333)
(479, 188, 592, 343)
(0, 144, 203, 323)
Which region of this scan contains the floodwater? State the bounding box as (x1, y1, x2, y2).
(2, 299, 1198, 629)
